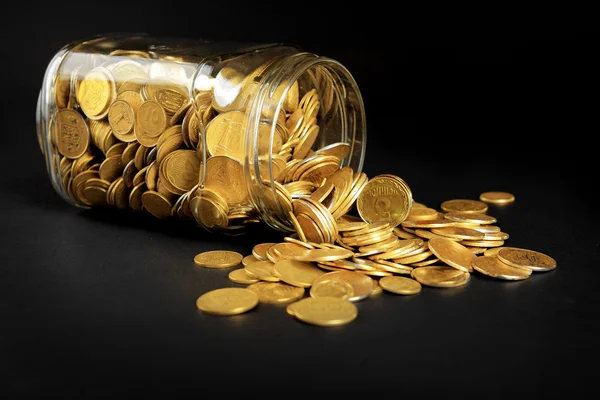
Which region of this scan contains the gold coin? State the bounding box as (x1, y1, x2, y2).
(483, 247, 504, 257)
(247, 281, 305, 304)
(461, 239, 505, 248)
(273, 260, 325, 288)
(283, 236, 315, 249)
(482, 231, 510, 241)
(78, 67, 115, 120)
(440, 199, 488, 214)
(196, 288, 258, 316)
(411, 266, 470, 288)
(379, 276, 422, 295)
(162, 149, 200, 194)
(144, 80, 188, 114)
(401, 217, 454, 229)
(497, 247, 557, 272)
(370, 280, 383, 295)
(406, 207, 438, 221)
(190, 189, 229, 228)
(245, 261, 280, 282)
(393, 250, 434, 265)
(98, 155, 124, 182)
(290, 297, 358, 327)
(108, 100, 135, 142)
(309, 279, 354, 300)
(314, 142, 352, 160)
(292, 125, 320, 160)
(271, 242, 310, 260)
(252, 243, 277, 261)
(55, 109, 90, 159)
(242, 254, 260, 266)
(393, 227, 418, 239)
(140, 190, 172, 219)
(206, 110, 246, 161)
(311, 271, 373, 302)
(427, 237, 476, 273)
(136, 100, 167, 147)
(290, 248, 354, 263)
(411, 258, 439, 267)
(194, 250, 243, 268)
(357, 175, 413, 227)
(337, 221, 369, 232)
(430, 226, 486, 241)
(82, 185, 107, 206)
(479, 191, 515, 204)
(443, 212, 497, 225)
(472, 256, 532, 280)
(228, 268, 260, 284)
(204, 155, 249, 204)
(413, 228, 461, 241)
(457, 224, 501, 233)
(465, 247, 487, 255)
(373, 259, 413, 274)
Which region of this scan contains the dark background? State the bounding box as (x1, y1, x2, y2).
(1, 2, 599, 397)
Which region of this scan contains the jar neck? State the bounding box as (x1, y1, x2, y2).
(244, 52, 366, 232)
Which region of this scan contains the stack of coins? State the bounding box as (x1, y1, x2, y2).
(50, 50, 344, 233)
(195, 189, 557, 327)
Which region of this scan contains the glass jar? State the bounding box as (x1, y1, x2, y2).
(36, 33, 366, 236)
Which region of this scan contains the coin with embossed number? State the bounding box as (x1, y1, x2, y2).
(357, 175, 413, 228)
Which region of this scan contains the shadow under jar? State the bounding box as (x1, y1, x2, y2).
(37, 33, 366, 235)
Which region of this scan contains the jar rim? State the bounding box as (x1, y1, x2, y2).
(245, 52, 367, 232)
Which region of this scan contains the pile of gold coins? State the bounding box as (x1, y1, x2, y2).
(51, 51, 347, 233)
(195, 190, 557, 327)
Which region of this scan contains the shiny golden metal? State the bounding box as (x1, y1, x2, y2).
(357, 175, 413, 227)
(194, 250, 243, 268)
(411, 266, 470, 288)
(228, 268, 260, 284)
(497, 247, 557, 272)
(440, 199, 488, 214)
(196, 288, 258, 316)
(479, 191, 515, 204)
(289, 297, 357, 327)
(247, 282, 305, 304)
(472, 256, 532, 280)
(427, 237, 476, 273)
(379, 276, 422, 295)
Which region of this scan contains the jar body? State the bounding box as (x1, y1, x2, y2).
(37, 34, 366, 234)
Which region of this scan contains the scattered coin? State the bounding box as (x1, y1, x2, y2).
(379, 276, 422, 295)
(497, 247, 557, 272)
(289, 297, 358, 327)
(247, 281, 305, 304)
(479, 191, 515, 204)
(472, 256, 532, 281)
(440, 199, 488, 214)
(411, 266, 470, 288)
(194, 250, 243, 268)
(228, 268, 260, 284)
(196, 288, 258, 316)
(427, 237, 476, 273)
(309, 279, 354, 300)
(312, 271, 373, 302)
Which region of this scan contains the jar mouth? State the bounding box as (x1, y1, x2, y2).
(245, 53, 367, 232)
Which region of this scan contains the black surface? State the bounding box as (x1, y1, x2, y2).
(2, 3, 599, 397)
